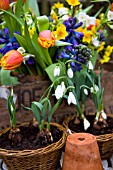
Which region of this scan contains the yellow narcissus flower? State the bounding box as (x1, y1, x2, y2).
(28, 26, 36, 38)
(97, 42, 105, 53)
(0, 50, 23, 70)
(82, 28, 92, 44)
(53, 24, 68, 40)
(52, 2, 64, 10)
(66, 0, 80, 6)
(38, 30, 55, 48)
(52, 12, 58, 21)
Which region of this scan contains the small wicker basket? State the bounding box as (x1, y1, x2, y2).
(63, 114, 113, 160)
(0, 122, 67, 170)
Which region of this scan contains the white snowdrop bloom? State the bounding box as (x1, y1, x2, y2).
(67, 68, 74, 78)
(86, 15, 96, 27)
(102, 160, 108, 170)
(55, 85, 64, 100)
(101, 110, 107, 120)
(78, 11, 87, 22)
(23, 54, 35, 64)
(94, 85, 99, 92)
(92, 36, 100, 47)
(84, 118, 90, 130)
(88, 61, 93, 70)
(17, 47, 26, 54)
(58, 7, 69, 16)
(68, 92, 77, 105)
(90, 87, 94, 93)
(61, 81, 66, 93)
(107, 10, 113, 21)
(54, 66, 60, 77)
(84, 88, 88, 95)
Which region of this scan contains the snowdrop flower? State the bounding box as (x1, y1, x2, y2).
(68, 92, 77, 105)
(78, 11, 87, 22)
(94, 85, 99, 92)
(54, 66, 60, 77)
(92, 36, 100, 47)
(84, 118, 90, 130)
(101, 110, 107, 120)
(86, 16, 96, 27)
(55, 85, 64, 100)
(88, 61, 93, 70)
(107, 10, 113, 21)
(90, 87, 94, 93)
(17, 47, 26, 54)
(67, 68, 74, 78)
(84, 88, 88, 95)
(61, 81, 66, 93)
(23, 54, 35, 64)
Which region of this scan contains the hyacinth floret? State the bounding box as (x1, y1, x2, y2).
(0, 28, 20, 55)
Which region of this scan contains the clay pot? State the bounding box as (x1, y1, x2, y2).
(62, 133, 103, 170)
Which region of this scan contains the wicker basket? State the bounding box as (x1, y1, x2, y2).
(63, 114, 113, 160)
(0, 122, 67, 170)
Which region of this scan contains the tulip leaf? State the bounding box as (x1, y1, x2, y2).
(55, 40, 72, 46)
(0, 69, 18, 85)
(37, 15, 49, 32)
(13, 33, 28, 50)
(91, 0, 110, 3)
(107, 23, 113, 29)
(27, 0, 40, 17)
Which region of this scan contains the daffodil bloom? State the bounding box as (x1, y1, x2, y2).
(38, 30, 55, 48)
(28, 26, 36, 38)
(0, 0, 9, 10)
(0, 50, 23, 70)
(66, 0, 80, 6)
(67, 68, 73, 78)
(107, 10, 113, 21)
(52, 2, 64, 10)
(97, 41, 105, 53)
(68, 92, 77, 105)
(53, 24, 68, 40)
(54, 66, 60, 76)
(82, 28, 92, 44)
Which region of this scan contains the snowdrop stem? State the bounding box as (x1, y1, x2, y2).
(95, 111, 100, 123)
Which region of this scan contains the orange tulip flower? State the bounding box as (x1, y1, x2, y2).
(0, 50, 23, 70)
(0, 0, 9, 10)
(38, 30, 55, 48)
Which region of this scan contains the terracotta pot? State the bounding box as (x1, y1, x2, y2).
(62, 133, 103, 170)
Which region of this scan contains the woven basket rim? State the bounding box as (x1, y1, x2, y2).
(0, 122, 67, 157)
(63, 114, 113, 141)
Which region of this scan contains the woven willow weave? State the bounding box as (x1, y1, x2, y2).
(0, 122, 67, 170)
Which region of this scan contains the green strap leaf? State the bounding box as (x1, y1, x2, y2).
(37, 15, 49, 32)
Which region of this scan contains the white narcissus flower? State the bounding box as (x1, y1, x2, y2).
(107, 10, 113, 21)
(88, 61, 93, 70)
(67, 68, 74, 78)
(17, 47, 26, 54)
(84, 118, 90, 130)
(78, 11, 87, 22)
(86, 15, 96, 27)
(55, 85, 64, 100)
(68, 92, 77, 105)
(58, 7, 69, 16)
(54, 66, 60, 77)
(92, 37, 100, 47)
(84, 88, 88, 95)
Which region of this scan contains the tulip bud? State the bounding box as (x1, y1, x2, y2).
(0, 0, 9, 10)
(38, 30, 55, 48)
(0, 50, 23, 70)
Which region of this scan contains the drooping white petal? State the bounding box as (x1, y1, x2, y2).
(61, 81, 66, 93)
(58, 7, 69, 16)
(54, 66, 60, 77)
(68, 92, 77, 105)
(88, 61, 93, 70)
(84, 118, 90, 130)
(86, 16, 96, 27)
(90, 87, 94, 93)
(94, 85, 99, 92)
(84, 88, 88, 95)
(67, 68, 74, 78)
(17, 47, 26, 54)
(107, 10, 113, 21)
(55, 85, 64, 100)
